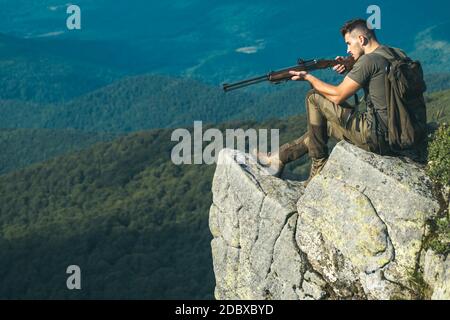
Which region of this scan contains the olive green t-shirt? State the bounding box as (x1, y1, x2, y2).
(347, 46, 405, 127)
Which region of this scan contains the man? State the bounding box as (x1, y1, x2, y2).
(256, 18, 411, 185)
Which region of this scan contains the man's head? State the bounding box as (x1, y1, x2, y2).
(340, 19, 378, 60)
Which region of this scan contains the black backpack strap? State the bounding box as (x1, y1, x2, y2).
(372, 46, 408, 63)
(385, 47, 402, 61)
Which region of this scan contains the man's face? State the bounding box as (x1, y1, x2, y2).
(344, 32, 364, 60)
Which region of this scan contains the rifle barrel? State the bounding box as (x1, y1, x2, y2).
(223, 74, 268, 92)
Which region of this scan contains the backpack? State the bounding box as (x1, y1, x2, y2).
(373, 47, 428, 151)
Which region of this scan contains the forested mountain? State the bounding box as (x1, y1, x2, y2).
(0, 74, 312, 131)
(1, 73, 449, 134)
(0, 128, 118, 174)
(0, 34, 121, 103)
(0, 111, 312, 299)
(0, 129, 215, 299)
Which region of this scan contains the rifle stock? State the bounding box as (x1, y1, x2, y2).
(223, 57, 354, 92)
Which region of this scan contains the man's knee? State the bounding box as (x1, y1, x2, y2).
(306, 89, 320, 103)
(306, 89, 322, 108)
(306, 89, 318, 99)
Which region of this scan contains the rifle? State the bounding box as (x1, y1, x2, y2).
(223, 57, 354, 92)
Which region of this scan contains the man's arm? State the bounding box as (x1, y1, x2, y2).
(289, 71, 361, 105)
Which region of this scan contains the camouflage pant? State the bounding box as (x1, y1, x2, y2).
(278, 89, 374, 163)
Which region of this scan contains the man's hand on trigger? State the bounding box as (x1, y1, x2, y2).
(289, 70, 309, 81)
(333, 56, 347, 75)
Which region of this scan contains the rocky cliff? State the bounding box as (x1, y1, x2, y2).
(209, 141, 449, 300)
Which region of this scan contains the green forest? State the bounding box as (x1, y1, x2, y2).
(0, 117, 309, 299)
(0, 128, 118, 175)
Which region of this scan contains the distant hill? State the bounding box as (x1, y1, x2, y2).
(0, 34, 122, 103)
(0, 74, 312, 132)
(425, 73, 450, 93)
(0, 128, 118, 175)
(1, 72, 448, 135)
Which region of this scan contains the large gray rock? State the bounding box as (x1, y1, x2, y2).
(210, 149, 317, 299)
(296, 142, 440, 299)
(209, 142, 445, 300)
(423, 249, 450, 300)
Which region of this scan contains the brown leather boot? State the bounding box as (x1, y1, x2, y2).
(304, 157, 328, 187)
(278, 133, 309, 164)
(252, 149, 285, 177)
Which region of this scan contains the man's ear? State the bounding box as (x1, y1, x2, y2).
(358, 35, 368, 46)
